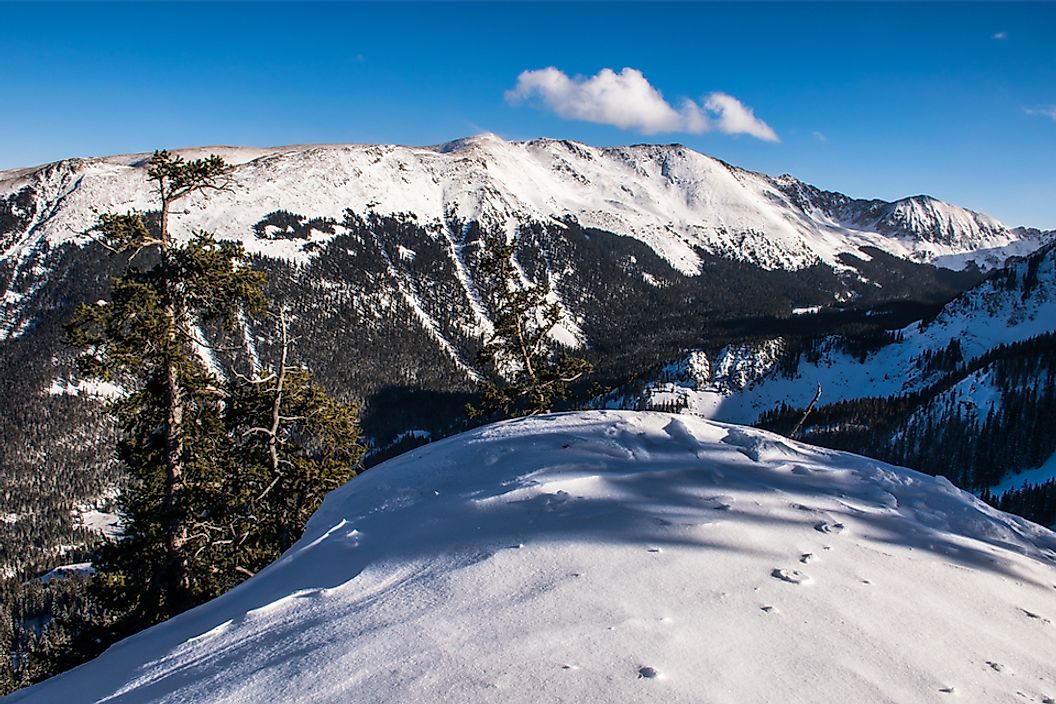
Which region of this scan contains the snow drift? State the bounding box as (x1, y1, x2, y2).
(8, 411, 1056, 703)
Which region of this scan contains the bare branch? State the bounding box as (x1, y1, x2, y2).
(231, 369, 277, 385)
(255, 472, 284, 503)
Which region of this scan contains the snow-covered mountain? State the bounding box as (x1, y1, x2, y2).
(2, 133, 1045, 360)
(0, 135, 1050, 579)
(1, 134, 1046, 280)
(8, 411, 1056, 704)
(769, 175, 1036, 268)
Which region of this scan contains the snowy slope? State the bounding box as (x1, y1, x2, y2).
(1, 135, 1045, 280)
(771, 176, 1041, 268)
(621, 243, 1056, 424)
(994, 452, 1056, 496)
(9, 411, 1056, 704)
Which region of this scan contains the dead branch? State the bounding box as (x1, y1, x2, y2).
(789, 382, 823, 440)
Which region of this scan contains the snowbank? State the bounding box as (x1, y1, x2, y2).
(9, 411, 1056, 703)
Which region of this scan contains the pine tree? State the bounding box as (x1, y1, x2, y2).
(468, 235, 591, 418)
(66, 150, 267, 622)
(215, 310, 365, 580)
(64, 150, 367, 652)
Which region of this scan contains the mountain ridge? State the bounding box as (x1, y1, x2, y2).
(608, 241, 1056, 517)
(2, 135, 1049, 279)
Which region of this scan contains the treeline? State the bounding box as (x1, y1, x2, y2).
(982, 479, 1056, 529)
(0, 239, 124, 581)
(0, 573, 105, 693)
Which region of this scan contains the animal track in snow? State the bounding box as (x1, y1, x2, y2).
(771, 569, 812, 585)
(637, 666, 659, 679)
(814, 521, 846, 535)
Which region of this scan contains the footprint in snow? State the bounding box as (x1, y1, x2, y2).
(772, 568, 812, 585)
(985, 661, 1010, 674)
(637, 666, 659, 679)
(1021, 608, 1052, 624)
(704, 495, 734, 511)
(647, 547, 663, 553)
(815, 521, 846, 535)
(760, 605, 779, 614)
(938, 686, 956, 694)
(800, 553, 815, 564)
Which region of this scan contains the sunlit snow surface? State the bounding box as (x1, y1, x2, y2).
(10, 411, 1056, 704)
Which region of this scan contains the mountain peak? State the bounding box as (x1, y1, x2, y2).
(430, 132, 510, 153)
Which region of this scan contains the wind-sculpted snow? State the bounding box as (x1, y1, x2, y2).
(10, 411, 1056, 704)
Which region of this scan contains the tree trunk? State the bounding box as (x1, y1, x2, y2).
(159, 197, 191, 612)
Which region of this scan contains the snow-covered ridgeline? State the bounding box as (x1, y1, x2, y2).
(9, 411, 1056, 703)
(1, 135, 1045, 279)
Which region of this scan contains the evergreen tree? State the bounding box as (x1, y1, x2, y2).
(66, 150, 268, 622)
(468, 235, 591, 418)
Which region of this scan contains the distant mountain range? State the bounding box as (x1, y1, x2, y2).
(2, 135, 1048, 288)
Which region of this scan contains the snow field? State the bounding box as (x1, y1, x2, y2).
(10, 411, 1056, 704)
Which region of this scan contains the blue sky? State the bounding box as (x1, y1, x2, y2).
(2, 2, 1054, 227)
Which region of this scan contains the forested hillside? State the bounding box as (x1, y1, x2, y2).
(607, 242, 1056, 527)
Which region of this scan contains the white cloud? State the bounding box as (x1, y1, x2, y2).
(993, 31, 1008, 40)
(1025, 106, 1056, 121)
(704, 92, 779, 142)
(812, 131, 828, 143)
(506, 67, 779, 142)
